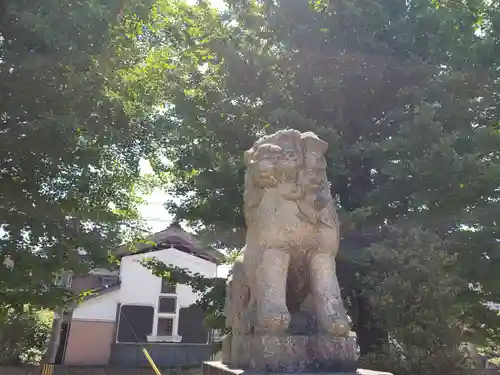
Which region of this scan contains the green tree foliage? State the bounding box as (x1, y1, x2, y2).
(0, 307, 52, 365)
(115, 0, 500, 372)
(358, 228, 472, 374)
(0, 0, 165, 310)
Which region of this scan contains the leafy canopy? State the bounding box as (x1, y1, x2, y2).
(0, 0, 167, 310)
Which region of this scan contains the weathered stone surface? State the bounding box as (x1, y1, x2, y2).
(202, 361, 393, 375)
(225, 130, 350, 340)
(228, 334, 358, 373)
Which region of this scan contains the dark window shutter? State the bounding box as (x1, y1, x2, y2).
(117, 305, 154, 343)
(178, 306, 208, 344)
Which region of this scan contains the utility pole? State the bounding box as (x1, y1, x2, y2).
(43, 270, 72, 364)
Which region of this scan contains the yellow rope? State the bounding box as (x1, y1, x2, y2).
(41, 364, 54, 375)
(142, 347, 162, 375)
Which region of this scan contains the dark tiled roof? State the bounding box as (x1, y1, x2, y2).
(114, 224, 226, 265)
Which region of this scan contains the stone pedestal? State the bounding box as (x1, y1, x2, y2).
(203, 361, 393, 375)
(225, 334, 358, 373)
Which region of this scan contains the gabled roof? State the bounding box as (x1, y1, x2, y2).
(114, 223, 226, 265)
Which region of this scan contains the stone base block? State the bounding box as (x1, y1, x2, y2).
(203, 361, 393, 375)
(225, 334, 359, 373)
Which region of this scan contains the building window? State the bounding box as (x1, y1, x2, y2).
(55, 273, 73, 289)
(100, 275, 117, 287)
(150, 278, 180, 341)
(212, 329, 223, 342)
(157, 317, 174, 336)
(161, 278, 177, 294)
(65, 274, 73, 289)
(158, 296, 177, 313)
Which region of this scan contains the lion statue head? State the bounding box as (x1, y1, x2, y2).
(242, 129, 332, 225)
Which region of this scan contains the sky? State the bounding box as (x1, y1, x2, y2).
(137, 159, 231, 278)
(186, 0, 226, 9)
(138, 188, 174, 233)
(137, 159, 174, 233)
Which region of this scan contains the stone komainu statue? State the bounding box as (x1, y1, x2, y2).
(223, 130, 355, 371)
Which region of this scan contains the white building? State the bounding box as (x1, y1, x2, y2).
(57, 224, 225, 367)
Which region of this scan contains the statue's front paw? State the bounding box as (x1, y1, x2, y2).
(258, 306, 291, 333)
(323, 316, 351, 337)
(333, 317, 351, 337)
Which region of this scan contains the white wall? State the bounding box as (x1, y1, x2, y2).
(71, 248, 217, 340)
(119, 248, 218, 339)
(72, 290, 118, 322)
(119, 247, 217, 305)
